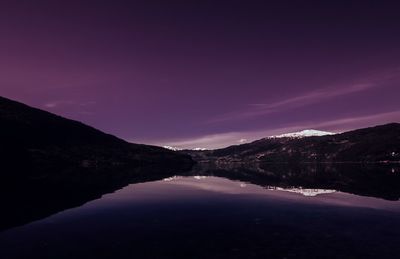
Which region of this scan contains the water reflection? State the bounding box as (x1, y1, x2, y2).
(161, 176, 400, 211)
(0, 166, 187, 231)
(266, 186, 336, 197)
(0, 175, 399, 259)
(0, 163, 399, 233)
(189, 162, 400, 200)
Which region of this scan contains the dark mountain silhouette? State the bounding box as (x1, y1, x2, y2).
(187, 123, 400, 163)
(0, 96, 195, 231)
(1, 96, 399, 232)
(0, 96, 193, 179)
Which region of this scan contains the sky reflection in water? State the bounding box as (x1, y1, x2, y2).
(1, 176, 400, 259)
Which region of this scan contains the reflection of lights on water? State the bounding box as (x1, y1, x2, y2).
(267, 186, 336, 197)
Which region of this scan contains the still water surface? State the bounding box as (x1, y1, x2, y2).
(1, 176, 400, 258)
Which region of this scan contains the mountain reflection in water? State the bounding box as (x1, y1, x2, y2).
(0, 164, 400, 258)
(266, 186, 336, 196)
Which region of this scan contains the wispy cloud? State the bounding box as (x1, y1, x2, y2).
(43, 100, 96, 109)
(251, 83, 373, 109)
(209, 69, 400, 123)
(43, 100, 96, 116)
(44, 100, 74, 108)
(304, 110, 400, 131)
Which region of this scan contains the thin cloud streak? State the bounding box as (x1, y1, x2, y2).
(43, 100, 96, 109)
(254, 83, 373, 109)
(209, 70, 400, 123)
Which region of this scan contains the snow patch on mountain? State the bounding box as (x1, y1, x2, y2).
(163, 145, 182, 151)
(192, 147, 207, 151)
(163, 146, 207, 151)
(271, 129, 335, 138)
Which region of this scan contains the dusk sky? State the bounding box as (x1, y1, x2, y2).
(1, 1, 400, 148)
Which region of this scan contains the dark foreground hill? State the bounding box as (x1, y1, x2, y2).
(0, 96, 193, 179)
(188, 123, 400, 163)
(0, 96, 195, 230)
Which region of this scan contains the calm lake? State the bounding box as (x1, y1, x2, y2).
(1, 167, 400, 258)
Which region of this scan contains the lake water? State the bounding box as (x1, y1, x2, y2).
(1, 174, 400, 258)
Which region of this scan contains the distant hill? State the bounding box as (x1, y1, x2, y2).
(0, 96, 193, 179)
(187, 123, 400, 163)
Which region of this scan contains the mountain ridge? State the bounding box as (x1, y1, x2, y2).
(186, 123, 400, 163)
(0, 96, 194, 178)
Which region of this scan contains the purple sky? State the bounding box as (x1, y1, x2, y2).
(1, 1, 400, 148)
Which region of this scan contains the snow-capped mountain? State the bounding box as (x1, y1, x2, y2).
(163, 145, 182, 151)
(271, 129, 335, 138)
(192, 147, 207, 151)
(188, 123, 400, 164)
